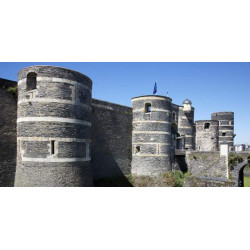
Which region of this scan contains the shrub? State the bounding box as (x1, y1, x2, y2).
(7, 86, 18, 99)
(228, 153, 243, 170)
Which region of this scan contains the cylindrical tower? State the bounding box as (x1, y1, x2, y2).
(131, 95, 172, 175)
(211, 112, 235, 151)
(177, 99, 195, 150)
(15, 66, 93, 186)
(195, 120, 219, 151)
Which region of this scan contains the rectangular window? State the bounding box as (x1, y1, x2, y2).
(204, 123, 210, 129)
(135, 146, 140, 154)
(145, 103, 151, 113)
(222, 132, 226, 136)
(173, 112, 176, 120)
(26, 72, 37, 91)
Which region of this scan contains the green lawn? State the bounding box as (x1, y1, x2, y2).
(244, 176, 250, 187)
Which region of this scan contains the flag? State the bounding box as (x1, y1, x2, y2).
(153, 82, 157, 94)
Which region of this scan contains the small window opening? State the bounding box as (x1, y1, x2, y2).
(230, 121, 234, 125)
(26, 72, 37, 91)
(51, 140, 55, 155)
(173, 112, 176, 120)
(135, 146, 140, 154)
(222, 132, 226, 136)
(145, 103, 151, 113)
(204, 123, 210, 129)
(211, 137, 214, 140)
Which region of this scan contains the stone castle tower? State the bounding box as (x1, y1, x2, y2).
(195, 120, 219, 151)
(131, 95, 173, 175)
(3, 65, 235, 186)
(15, 66, 93, 186)
(131, 95, 195, 176)
(178, 99, 195, 150)
(211, 112, 235, 151)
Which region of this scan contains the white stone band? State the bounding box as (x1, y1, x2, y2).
(133, 142, 171, 145)
(18, 98, 91, 109)
(133, 120, 170, 124)
(132, 96, 170, 101)
(21, 157, 91, 163)
(132, 131, 171, 135)
(17, 137, 91, 142)
(133, 154, 170, 157)
(17, 117, 91, 126)
(133, 109, 171, 113)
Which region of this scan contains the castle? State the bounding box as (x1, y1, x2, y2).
(0, 65, 242, 187)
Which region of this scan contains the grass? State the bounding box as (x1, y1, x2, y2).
(244, 176, 250, 187)
(93, 171, 192, 187)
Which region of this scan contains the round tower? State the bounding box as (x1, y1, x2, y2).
(177, 99, 195, 150)
(15, 66, 93, 186)
(195, 120, 219, 151)
(131, 95, 172, 175)
(211, 112, 235, 151)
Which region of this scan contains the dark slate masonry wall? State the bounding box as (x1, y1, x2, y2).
(131, 96, 172, 176)
(0, 78, 17, 186)
(0, 77, 132, 185)
(91, 99, 132, 180)
(186, 151, 228, 178)
(15, 66, 93, 187)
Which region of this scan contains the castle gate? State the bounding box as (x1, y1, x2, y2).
(232, 157, 249, 187)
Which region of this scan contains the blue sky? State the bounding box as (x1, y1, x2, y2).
(0, 62, 249, 144)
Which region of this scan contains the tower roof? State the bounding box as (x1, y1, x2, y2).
(183, 98, 192, 105)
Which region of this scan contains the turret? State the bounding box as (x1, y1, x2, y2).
(131, 95, 172, 176)
(183, 98, 192, 113)
(15, 66, 93, 186)
(177, 99, 195, 149)
(211, 112, 235, 151)
(195, 120, 219, 151)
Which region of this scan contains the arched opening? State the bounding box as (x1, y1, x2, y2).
(239, 164, 250, 187)
(26, 72, 37, 91)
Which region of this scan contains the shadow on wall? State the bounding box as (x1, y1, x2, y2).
(91, 100, 133, 187)
(173, 155, 188, 173)
(91, 134, 133, 186)
(0, 79, 17, 187)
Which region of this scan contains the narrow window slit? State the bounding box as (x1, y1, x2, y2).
(51, 140, 55, 155)
(173, 112, 176, 121)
